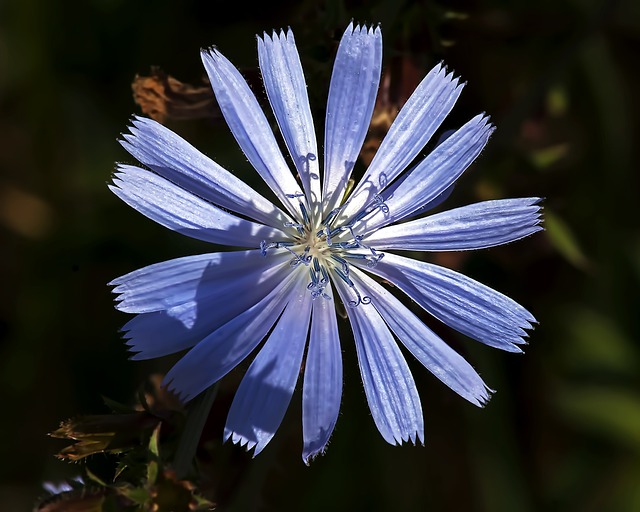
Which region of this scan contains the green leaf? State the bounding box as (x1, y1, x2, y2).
(544, 210, 590, 269)
(146, 460, 158, 486)
(115, 484, 149, 506)
(148, 423, 161, 458)
(563, 307, 639, 375)
(556, 386, 640, 449)
(529, 144, 569, 169)
(84, 467, 108, 487)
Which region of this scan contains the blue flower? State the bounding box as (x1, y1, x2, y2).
(110, 22, 542, 463)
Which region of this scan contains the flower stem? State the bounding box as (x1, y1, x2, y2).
(173, 383, 218, 479)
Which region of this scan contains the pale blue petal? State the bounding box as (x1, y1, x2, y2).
(350, 268, 492, 406)
(323, 23, 382, 213)
(224, 287, 312, 455)
(356, 253, 535, 352)
(342, 63, 464, 219)
(162, 270, 303, 402)
(110, 165, 288, 247)
(112, 251, 291, 360)
(354, 114, 495, 235)
(120, 116, 291, 228)
(258, 30, 321, 210)
(302, 283, 342, 464)
(110, 250, 287, 313)
(365, 198, 543, 251)
(334, 277, 423, 445)
(201, 48, 302, 218)
(120, 261, 291, 360)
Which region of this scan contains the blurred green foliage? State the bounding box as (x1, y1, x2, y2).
(1, 0, 639, 510)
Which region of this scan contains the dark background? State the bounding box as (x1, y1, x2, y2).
(1, 0, 639, 510)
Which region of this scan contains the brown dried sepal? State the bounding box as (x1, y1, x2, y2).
(50, 412, 162, 461)
(132, 67, 220, 124)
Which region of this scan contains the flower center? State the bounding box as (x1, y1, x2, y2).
(260, 193, 389, 306)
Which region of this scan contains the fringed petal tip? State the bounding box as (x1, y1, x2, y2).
(200, 45, 218, 56)
(302, 445, 329, 466)
(344, 20, 382, 36)
(388, 430, 424, 447)
(223, 430, 267, 458)
(258, 27, 293, 43)
(160, 377, 193, 405)
(472, 384, 495, 408)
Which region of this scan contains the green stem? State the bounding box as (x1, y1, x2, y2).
(173, 383, 218, 479)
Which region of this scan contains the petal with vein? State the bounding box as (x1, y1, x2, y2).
(323, 23, 382, 213)
(365, 198, 543, 251)
(162, 270, 302, 402)
(120, 116, 291, 228)
(355, 114, 494, 235)
(351, 268, 491, 406)
(334, 278, 423, 445)
(342, 63, 464, 219)
(258, 30, 321, 211)
(224, 287, 312, 455)
(110, 165, 287, 247)
(302, 283, 342, 463)
(201, 48, 301, 218)
(110, 249, 287, 313)
(114, 253, 291, 360)
(356, 253, 535, 352)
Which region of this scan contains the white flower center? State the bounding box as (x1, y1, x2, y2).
(260, 193, 388, 306)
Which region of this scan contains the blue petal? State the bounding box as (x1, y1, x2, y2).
(162, 270, 304, 402)
(302, 283, 342, 464)
(120, 116, 292, 229)
(365, 198, 543, 251)
(110, 165, 288, 247)
(110, 250, 286, 313)
(355, 114, 495, 235)
(258, 29, 321, 212)
(201, 48, 302, 219)
(224, 287, 313, 456)
(111, 251, 291, 360)
(323, 23, 382, 213)
(357, 253, 535, 352)
(334, 277, 424, 445)
(342, 63, 464, 220)
(350, 269, 492, 406)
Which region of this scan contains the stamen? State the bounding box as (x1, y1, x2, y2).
(321, 207, 342, 228)
(372, 194, 390, 214)
(285, 245, 311, 267)
(284, 221, 305, 235)
(366, 247, 384, 268)
(320, 265, 329, 284)
(334, 267, 370, 308)
(260, 240, 293, 256)
(330, 254, 350, 275)
(306, 257, 332, 301)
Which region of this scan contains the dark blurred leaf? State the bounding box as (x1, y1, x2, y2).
(556, 387, 640, 449)
(544, 210, 590, 270)
(563, 307, 639, 375)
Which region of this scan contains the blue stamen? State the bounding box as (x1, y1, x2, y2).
(330, 255, 350, 275)
(260, 240, 293, 256)
(285, 246, 311, 267)
(299, 202, 310, 225)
